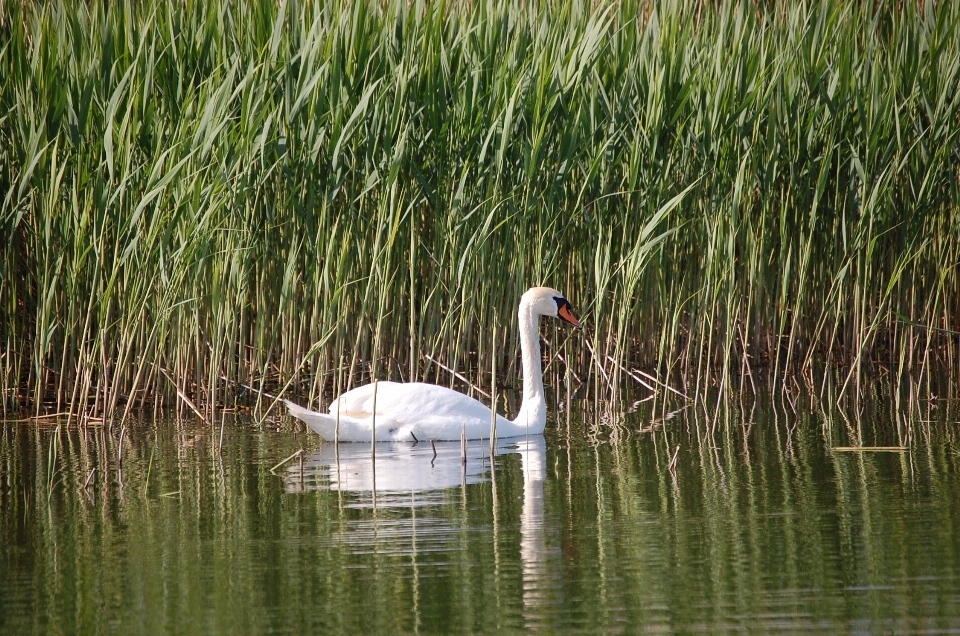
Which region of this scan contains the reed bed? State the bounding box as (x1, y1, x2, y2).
(1, 0, 958, 421)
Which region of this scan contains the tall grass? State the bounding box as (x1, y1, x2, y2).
(1, 0, 958, 420)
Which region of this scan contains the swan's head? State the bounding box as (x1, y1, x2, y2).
(522, 287, 582, 329)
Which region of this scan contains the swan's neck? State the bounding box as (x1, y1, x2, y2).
(513, 301, 546, 430)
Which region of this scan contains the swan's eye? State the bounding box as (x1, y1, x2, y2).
(553, 296, 582, 329)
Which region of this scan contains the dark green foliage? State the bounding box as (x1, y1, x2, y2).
(1, 0, 958, 417)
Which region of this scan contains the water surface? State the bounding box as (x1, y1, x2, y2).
(2, 390, 960, 633)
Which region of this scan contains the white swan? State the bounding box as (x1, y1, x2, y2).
(285, 287, 581, 442)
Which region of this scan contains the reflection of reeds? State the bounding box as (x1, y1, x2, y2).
(142, 446, 154, 498)
(1, 387, 958, 632)
(46, 425, 60, 503)
(1, 0, 958, 422)
(270, 449, 305, 473)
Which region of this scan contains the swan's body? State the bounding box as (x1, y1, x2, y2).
(285, 287, 581, 442)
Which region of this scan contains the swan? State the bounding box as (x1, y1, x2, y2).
(284, 286, 581, 442)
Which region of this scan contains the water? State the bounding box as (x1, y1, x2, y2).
(2, 390, 960, 634)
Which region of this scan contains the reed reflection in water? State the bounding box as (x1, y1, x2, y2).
(2, 388, 960, 633)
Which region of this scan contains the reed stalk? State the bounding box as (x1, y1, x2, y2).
(0, 0, 957, 422)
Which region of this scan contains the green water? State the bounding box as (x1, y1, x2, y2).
(2, 391, 960, 634)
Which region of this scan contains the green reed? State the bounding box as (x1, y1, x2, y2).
(1, 0, 958, 420)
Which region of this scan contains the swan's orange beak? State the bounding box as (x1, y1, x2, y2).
(558, 304, 582, 330)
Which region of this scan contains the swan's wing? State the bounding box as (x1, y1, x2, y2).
(330, 382, 491, 419)
(329, 382, 380, 418)
(328, 381, 501, 440)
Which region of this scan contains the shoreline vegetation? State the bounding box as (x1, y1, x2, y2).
(1, 0, 958, 422)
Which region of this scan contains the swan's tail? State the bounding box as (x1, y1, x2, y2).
(284, 400, 338, 441)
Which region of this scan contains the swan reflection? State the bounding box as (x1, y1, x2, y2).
(284, 436, 545, 498)
(284, 436, 548, 623)
(516, 436, 548, 623)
